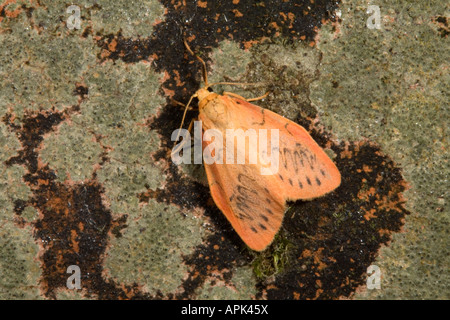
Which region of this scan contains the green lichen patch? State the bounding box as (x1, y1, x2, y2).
(355, 92, 449, 299)
(73, 60, 164, 134)
(96, 121, 165, 215)
(69, 60, 166, 214)
(1, 102, 39, 304)
(208, 39, 253, 93)
(103, 199, 205, 295)
(39, 122, 103, 182)
(247, 40, 322, 121)
(88, 0, 165, 38)
(311, 0, 449, 143)
(0, 22, 98, 119)
(309, 0, 449, 299)
(16, 0, 165, 38)
(0, 163, 32, 224)
(0, 121, 21, 163)
(55, 288, 90, 300)
(195, 266, 257, 299)
(0, 222, 41, 299)
(20, 205, 39, 223)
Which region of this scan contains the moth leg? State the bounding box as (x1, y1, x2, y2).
(186, 118, 195, 134)
(171, 118, 196, 156)
(172, 91, 198, 149)
(224, 91, 270, 102)
(171, 98, 194, 110)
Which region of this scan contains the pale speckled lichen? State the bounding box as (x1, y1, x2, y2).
(55, 288, 90, 300)
(195, 266, 258, 299)
(87, 0, 165, 38)
(309, 0, 449, 299)
(0, 122, 20, 163)
(0, 123, 41, 299)
(0, 0, 168, 299)
(96, 121, 164, 214)
(207, 38, 322, 123)
(247, 40, 321, 121)
(70, 60, 166, 215)
(40, 122, 104, 182)
(0, 222, 42, 299)
(0, 123, 31, 222)
(103, 199, 206, 295)
(209, 39, 253, 86)
(20, 205, 39, 223)
(32, 0, 165, 38)
(0, 13, 98, 118)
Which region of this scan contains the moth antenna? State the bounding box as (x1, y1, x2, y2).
(184, 39, 209, 87)
(223, 90, 270, 102)
(208, 81, 262, 87)
(245, 91, 270, 102)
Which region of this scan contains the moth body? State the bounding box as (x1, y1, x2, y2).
(193, 88, 341, 251)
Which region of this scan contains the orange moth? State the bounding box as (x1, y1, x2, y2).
(173, 41, 341, 251)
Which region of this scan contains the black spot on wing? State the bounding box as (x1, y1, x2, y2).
(306, 176, 312, 186)
(237, 185, 257, 196)
(237, 173, 256, 185)
(284, 123, 294, 136)
(281, 148, 300, 173)
(316, 177, 321, 186)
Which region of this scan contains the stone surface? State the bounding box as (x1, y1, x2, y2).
(0, 0, 447, 300)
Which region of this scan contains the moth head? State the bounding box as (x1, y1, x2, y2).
(196, 88, 219, 112)
(196, 87, 213, 101)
